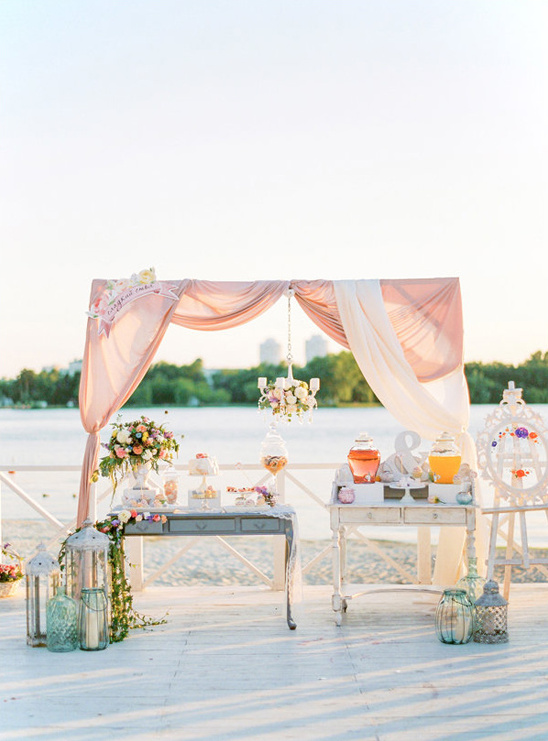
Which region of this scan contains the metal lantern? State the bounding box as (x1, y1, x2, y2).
(65, 520, 109, 602)
(26, 543, 60, 647)
(456, 557, 487, 605)
(435, 588, 474, 645)
(473, 580, 509, 644)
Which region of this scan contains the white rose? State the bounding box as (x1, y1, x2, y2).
(286, 405, 298, 416)
(305, 395, 316, 408)
(294, 386, 308, 400)
(118, 510, 131, 524)
(285, 393, 297, 405)
(142, 450, 153, 461)
(138, 268, 156, 284)
(116, 430, 130, 445)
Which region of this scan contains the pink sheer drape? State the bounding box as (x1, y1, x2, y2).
(77, 279, 188, 524)
(171, 280, 289, 330)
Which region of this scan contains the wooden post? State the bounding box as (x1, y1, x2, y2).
(126, 537, 144, 591)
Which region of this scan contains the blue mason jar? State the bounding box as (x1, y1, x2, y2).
(435, 588, 473, 644)
(46, 587, 79, 652)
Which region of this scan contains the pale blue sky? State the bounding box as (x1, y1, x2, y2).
(1, 1, 546, 376)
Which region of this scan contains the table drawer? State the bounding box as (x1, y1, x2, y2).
(125, 520, 164, 535)
(404, 508, 467, 525)
(339, 508, 401, 524)
(240, 518, 284, 533)
(169, 519, 237, 534)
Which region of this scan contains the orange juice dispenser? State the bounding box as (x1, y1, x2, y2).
(428, 432, 461, 484)
(347, 433, 381, 484)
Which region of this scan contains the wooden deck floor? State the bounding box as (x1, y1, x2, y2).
(2, 584, 548, 740)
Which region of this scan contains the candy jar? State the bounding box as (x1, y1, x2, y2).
(260, 424, 288, 493)
(429, 432, 462, 484)
(347, 433, 381, 484)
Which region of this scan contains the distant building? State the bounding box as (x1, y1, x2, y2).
(66, 359, 83, 376)
(305, 334, 328, 363)
(260, 338, 282, 365)
(59, 359, 83, 377)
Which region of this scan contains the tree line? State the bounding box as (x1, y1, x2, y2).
(2, 350, 548, 408)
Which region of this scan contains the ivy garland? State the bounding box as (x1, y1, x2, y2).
(59, 513, 167, 643)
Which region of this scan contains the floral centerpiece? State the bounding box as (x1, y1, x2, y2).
(93, 415, 180, 492)
(258, 379, 317, 422)
(0, 543, 24, 598)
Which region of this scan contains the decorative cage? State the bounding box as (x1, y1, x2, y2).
(435, 588, 474, 645)
(473, 580, 509, 644)
(26, 544, 60, 647)
(65, 520, 109, 602)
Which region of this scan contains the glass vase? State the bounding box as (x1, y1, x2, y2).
(260, 424, 288, 494)
(435, 588, 473, 644)
(456, 557, 487, 605)
(46, 587, 79, 652)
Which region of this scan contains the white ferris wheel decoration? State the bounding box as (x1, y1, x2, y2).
(476, 382, 548, 506)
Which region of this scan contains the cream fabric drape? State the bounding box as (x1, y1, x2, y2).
(333, 279, 477, 583)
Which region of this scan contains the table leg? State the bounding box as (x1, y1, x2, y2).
(285, 523, 296, 630)
(332, 525, 343, 626)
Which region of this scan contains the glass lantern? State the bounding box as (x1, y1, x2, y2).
(456, 557, 487, 605)
(65, 520, 109, 602)
(79, 587, 109, 651)
(435, 588, 474, 644)
(260, 423, 288, 494)
(26, 544, 60, 647)
(473, 580, 509, 644)
(46, 586, 79, 652)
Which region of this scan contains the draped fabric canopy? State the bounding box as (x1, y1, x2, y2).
(78, 276, 471, 583)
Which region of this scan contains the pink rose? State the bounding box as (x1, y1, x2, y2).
(152, 514, 161, 522)
(115, 447, 128, 459)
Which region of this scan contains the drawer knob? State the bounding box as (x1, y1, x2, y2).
(254, 522, 266, 530)
(432, 513, 439, 520)
(367, 512, 373, 519)
(196, 523, 207, 531)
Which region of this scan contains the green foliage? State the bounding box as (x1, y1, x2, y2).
(2, 350, 548, 408)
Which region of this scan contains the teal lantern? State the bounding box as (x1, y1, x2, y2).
(435, 588, 474, 645)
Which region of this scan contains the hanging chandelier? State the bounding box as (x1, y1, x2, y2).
(257, 288, 320, 423)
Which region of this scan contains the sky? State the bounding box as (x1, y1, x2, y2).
(1, 0, 546, 378)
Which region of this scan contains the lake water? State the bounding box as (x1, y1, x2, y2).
(1, 405, 547, 543)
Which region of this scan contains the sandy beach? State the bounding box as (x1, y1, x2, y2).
(3, 519, 546, 587)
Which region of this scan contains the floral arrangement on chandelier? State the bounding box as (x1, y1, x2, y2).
(92, 415, 181, 491)
(258, 377, 318, 422)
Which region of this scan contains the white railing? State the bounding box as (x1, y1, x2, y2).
(0, 463, 339, 590)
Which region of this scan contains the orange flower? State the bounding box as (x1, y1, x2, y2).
(133, 445, 143, 455)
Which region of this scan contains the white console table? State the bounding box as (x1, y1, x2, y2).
(329, 495, 477, 625)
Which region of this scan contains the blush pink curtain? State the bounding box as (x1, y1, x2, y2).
(171, 280, 289, 330)
(77, 279, 189, 524)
